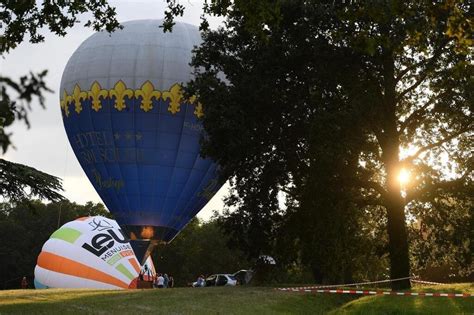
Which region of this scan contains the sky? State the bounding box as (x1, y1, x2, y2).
(0, 0, 228, 220)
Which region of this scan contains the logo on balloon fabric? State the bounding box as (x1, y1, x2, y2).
(81, 221, 132, 263)
(89, 218, 114, 231)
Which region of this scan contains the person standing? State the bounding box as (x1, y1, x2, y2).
(21, 276, 28, 289)
(163, 273, 169, 288)
(168, 275, 174, 288)
(157, 273, 165, 288)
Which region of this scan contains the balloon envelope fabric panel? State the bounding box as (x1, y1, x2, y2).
(34, 216, 148, 289)
(60, 20, 220, 243)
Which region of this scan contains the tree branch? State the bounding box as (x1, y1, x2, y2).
(395, 38, 450, 83)
(353, 194, 384, 207)
(397, 72, 430, 102)
(355, 179, 388, 201)
(406, 171, 471, 203)
(396, 40, 450, 102)
(398, 97, 435, 133)
(402, 127, 472, 164)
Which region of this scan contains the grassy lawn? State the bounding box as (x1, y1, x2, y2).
(0, 283, 472, 314)
(333, 283, 474, 315)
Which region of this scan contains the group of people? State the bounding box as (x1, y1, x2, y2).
(153, 273, 174, 288)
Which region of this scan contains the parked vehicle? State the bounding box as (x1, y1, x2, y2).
(205, 274, 238, 286)
(232, 270, 253, 285)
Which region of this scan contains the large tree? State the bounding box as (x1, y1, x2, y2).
(184, 0, 472, 289)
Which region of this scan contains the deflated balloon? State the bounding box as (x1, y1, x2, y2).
(34, 216, 155, 289)
(59, 20, 221, 261)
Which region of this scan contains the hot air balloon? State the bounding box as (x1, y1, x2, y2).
(34, 216, 155, 289)
(59, 20, 221, 262)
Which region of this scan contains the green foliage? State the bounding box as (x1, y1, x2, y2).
(0, 159, 63, 202)
(0, 1, 121, 54)
(0, 200, 109, 289)
(162, 0, 186, 32)
(0, 71, 51, 153)
(153, 218, 251, 286)
(164, 0, 281, 34)
(408, 192, 473, 277)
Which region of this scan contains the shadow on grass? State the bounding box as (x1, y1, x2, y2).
(331, 283, 474, 315)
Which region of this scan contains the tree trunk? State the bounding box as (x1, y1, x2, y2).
(311, 263, 324, 284)
(380, 49, 411, 290)
(385, 159, 411, 289)
(378, 127, 412, 290)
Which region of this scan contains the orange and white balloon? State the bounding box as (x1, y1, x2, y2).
(34, 216, 155, 289)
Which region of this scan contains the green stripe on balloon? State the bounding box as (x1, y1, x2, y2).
(50, 227, 82, 243)
(116, 263, 135, 280)
(107, 253, 122, 265)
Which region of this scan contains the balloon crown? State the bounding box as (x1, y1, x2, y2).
(60, 80, 204, 118)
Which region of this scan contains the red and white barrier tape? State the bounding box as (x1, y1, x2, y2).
(277, 287, 472, 298)
(280, 276, 411, 291)
(276, 277, 471, 298)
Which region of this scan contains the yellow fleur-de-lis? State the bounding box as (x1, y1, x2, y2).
(188, 95, 197, 104)
(60, 89, 72, 117)
(72, 84, 87, 114)
(162, 83, 183, 114)
(135, 81, 161, 112)
(194, 102, 204, 118)
(110, 80, 133, 111)
(88, 81, 108, 112)
(188, 95, 204, 119)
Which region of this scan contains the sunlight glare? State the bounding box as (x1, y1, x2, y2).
(398, 168, 410, 185)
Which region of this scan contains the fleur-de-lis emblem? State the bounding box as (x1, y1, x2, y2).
(194, 102, 204, 118)
(188, 95, 204, 118)
(72, 84, 87, 114)
(135, 81, 161, 112)
(60, 90, 72, 117)
(88, 81, 108, 112)
(110, 80, 133, 111)
(162, 83, 183, 114)
(188, 95, 197, 104)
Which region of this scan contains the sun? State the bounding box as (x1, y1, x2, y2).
(398, 168, 410, 185)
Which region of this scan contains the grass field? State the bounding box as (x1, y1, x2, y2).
(0, 283, 472, 314)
